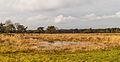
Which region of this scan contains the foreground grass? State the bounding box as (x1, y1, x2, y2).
(0, 48, 120, 62)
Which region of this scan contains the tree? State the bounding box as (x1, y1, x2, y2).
(0, 23, 5, 33)
(4, 20, 16, 33)
(74, 28, 79, 33)
(5, 24, 16, 33)
(45, 26, 58, 34)
(83, 28, 93, 33)
(15, 23, 20, 29)
(26, 30, 34, 33)
(98, 29, 106, 33)
(16, 25, 27, 33)
(35, 27, 44, 33)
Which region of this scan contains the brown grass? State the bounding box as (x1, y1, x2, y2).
(0, 33, 120, 52)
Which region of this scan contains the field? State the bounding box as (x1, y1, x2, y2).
(0, 33, 120, 62)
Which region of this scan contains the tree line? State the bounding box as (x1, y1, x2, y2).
(0, 20, 120, 33)
(0, 20, 58, 33)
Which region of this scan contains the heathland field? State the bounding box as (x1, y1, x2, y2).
(0, 33, 120, 62)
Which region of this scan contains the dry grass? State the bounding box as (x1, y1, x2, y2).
(0, 33, 120, 52)
(0, 33, 120, 62)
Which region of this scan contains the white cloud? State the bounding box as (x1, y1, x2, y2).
(25, 14, 53, 29)
(81, 14, 101, 21)
(27, 15, 48, 21)
(54, 15, 76, 23)
(13, 0, 90, 12)
(26, 15, 51, 26)
(14, 0, 62, 11)
(54, 11, 120, 24)
(81, 11, 120, 21)
(101, 12, 120, 19)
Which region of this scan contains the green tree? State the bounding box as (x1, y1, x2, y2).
(0, 23, 5, 33)
(5, 24, 16, 33)
(16, 25, 27, 33)
(74, 29, 79, 33)
(26, 30, 34, 33)
(35, 27, 44, 33)
(4, 20, 16, 33)
(45, 26, 58, 34)
(83, 28, 93, 33)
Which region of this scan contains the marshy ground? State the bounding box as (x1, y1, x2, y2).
(0, 33, 120, 62)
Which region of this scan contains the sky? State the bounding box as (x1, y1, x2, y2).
(0, 0, 120, 29)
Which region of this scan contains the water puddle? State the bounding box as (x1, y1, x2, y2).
(28, 38, 107, 50)
(32, 41, 107, 50)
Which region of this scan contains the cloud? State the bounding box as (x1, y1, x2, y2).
(14, 0, 61, 11)
(54, 15, 75, 23)
(81, 14, 100, 21)
(101, 12, 120, 19)
(26, 15, 51, 26)
(54, 14, 100, 23)
(25, 14, 54, 29)
(81, 11, 120, 21)
(54, 11, 120, 24)
(27, 15, 48, 21)
(13, 0, 91, 12)
(1, 0, 120, 29)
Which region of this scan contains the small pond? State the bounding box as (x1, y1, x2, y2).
(33, 41, 107, 50)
